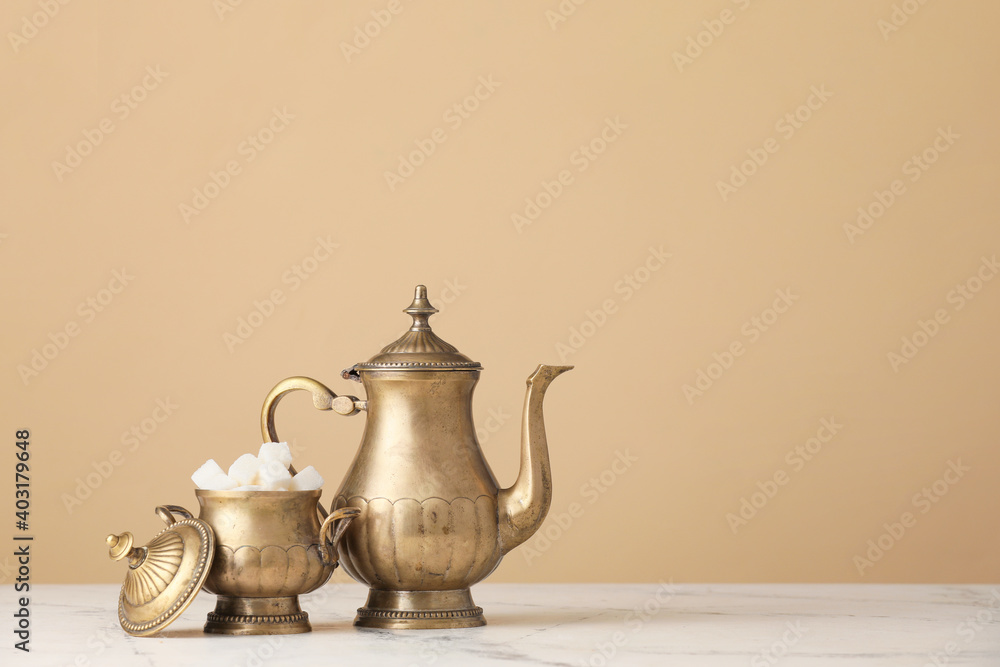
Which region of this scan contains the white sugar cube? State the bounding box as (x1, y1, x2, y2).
(289, 465, 324, 491)
(231, 484, 264, 491)
(192, 459, 228, 489)
(258, 458, 293, 490)
(258, 442, 293, 468)
(228, 453, 260, 486)
(200, 472, 238, 491)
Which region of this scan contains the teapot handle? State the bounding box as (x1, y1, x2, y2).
(261, 376, 365, 444)
(318, 507, 361, 566)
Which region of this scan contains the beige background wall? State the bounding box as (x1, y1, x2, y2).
(1, 1, 998, 586)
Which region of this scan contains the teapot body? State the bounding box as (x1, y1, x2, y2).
(333, 370, 504, 593)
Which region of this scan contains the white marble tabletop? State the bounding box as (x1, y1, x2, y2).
(8, 582, 1000, 666)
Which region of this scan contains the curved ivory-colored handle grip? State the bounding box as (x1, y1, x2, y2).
(318, 507, 361, 567)
(260, 376, 365, 444)
(155, 505, 193, 527)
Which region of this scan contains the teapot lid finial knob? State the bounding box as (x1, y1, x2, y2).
(404, 284, 439, 332)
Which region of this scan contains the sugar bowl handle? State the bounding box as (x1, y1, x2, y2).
(261, 376, 365, 444)
(318, 507, 361, 566)
(155, 505, 194, 526)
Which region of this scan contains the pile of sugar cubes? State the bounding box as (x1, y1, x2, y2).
(191, 442, 324, 491)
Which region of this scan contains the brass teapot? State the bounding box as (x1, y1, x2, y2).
(262, 285, 572, 628)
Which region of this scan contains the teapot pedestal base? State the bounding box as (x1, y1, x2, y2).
(204, 596, 311, 635)
(355, 589, 485, 629)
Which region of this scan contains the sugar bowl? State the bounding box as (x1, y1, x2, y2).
(108, 490, 358, 635)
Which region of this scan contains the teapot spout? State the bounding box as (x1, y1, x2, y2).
(497, 364, 573, 555)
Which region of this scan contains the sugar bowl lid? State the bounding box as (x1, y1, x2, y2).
(353, 285, 482, 372)
(107, 505, 214, 636)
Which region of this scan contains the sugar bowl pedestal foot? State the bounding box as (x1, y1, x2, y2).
(205, 595, 311, 635)
(355, 589, 485, 629)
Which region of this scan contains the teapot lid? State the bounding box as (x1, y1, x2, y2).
(354, 285, 482, 372)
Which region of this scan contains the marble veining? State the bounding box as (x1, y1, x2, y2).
(16, 582, 1000, 666)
